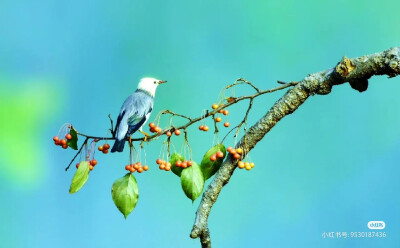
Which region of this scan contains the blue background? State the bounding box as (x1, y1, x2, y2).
(0, 0, 399, 247)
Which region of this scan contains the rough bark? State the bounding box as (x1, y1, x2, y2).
(190, 47, 400, 247)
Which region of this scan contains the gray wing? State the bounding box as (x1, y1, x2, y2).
(115, 90, 154, 140)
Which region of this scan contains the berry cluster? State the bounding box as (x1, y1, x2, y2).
(149, 122, 162, 134)
(98, 143, 110, 154)
(227, 146, 242, 160)
(175, 160, 193, 168)
(156, 159, 171, 171)
(198, 125, 209, 131)
(53, 134, 72, 149)
(209, 151, 224, 161)
(237, 161, 255, 170)
(227, 147, 255, 171)
(76, 159, 98, 171)
(125, 162, 149, 173)
(212, 104, 230, 127)
(166, 129, 181, 136)
(218, 109, 229, 116)
(149, 122, 181, 137)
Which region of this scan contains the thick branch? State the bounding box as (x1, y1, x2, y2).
(190, 47, 400, 246)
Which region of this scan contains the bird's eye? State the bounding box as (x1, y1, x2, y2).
(154, 81, 157, 84)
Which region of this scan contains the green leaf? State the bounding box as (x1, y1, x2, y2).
(200, 144, 226, 180)
(111, 173, 139, 219)
(69, 161, 90, 194)
(181, 162, 204, 202)
(169, 153, 185, 177)
(67, 128, 78, 150)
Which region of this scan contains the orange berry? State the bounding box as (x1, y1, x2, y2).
(238, 161, 245, 169)
(233, 153, 241, 160)
(223, 110, 229, 116)
(175, 160, 182, 167)
(224, 122, 230, 127)
(54, 140, 60, 145)
(125, 165, 131, 171)
(98, 146, 104, 151)
(236, 148, 243, 154)
(65, 133, 72, 140)
(212, 104, 218, 109)
(218, 109, 224, 114)
(62, 144, 68, 149)
(103, 144, 110, 149)
(165, 164, 171, 171)
(137, 167, 144, 173)
(149, 122, 156, 128)
(76, 163, 80, 169)
(250, 162, 255, 168)
(210, 154, 217, 161)
(245, 163, 251, 170)
(103, 149, 109, 154)
(143, 165, 149, 171)
(133, 163, 140, 169)
(227, 147, 233, 153)
(187, 160, 193, 166)
(182, 161, 188, 168)
(91, 159, 98, 166)
(53, 136, 59, 142)
(89, 165, 94, 170)
(60, 139, 67, 145)
(216, 151, 224, 158)
(199, 125, 204, 131)
(174, 129, 181, 136)
(203, 126, 209, 131)
(150, 127, 156, 133)
(166, 131, 172, 137)
(155, 127, 162, 133)
(156, 159, 162, 164)
(129, 166, 136, 173)
(215, 117, 222, 122)
(159, 164, 166, 170)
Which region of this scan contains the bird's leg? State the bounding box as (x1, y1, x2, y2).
(129, 137, 133, 147)
(140, 130, 150, 141)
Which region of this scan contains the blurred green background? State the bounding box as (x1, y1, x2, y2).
(0, 0, 399, 247)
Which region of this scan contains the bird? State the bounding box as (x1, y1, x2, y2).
(111, 77, 166, 153)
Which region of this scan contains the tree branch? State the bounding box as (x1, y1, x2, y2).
(190, 47, 400, 246)
(66, 78, 296, 171)
(74, 82, 297, 142)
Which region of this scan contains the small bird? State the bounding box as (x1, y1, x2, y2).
(111, 77, 166, 153)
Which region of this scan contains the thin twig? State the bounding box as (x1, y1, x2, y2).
(161, 110, 193, 121)
(75, 82, 297, 143)
(65, 137, 89, 171)
(226, 78, 260, 92)
(108, 114, 115, 138)
(220, 124, 240, 144)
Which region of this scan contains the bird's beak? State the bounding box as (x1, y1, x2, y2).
(158, 80, 167, 84)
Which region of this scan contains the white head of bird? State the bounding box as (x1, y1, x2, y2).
(137, 77, 166, 97)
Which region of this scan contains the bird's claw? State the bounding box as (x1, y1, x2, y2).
(140, 130, 150, 142)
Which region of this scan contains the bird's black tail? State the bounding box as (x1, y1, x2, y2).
(111, 139, 125, 153)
